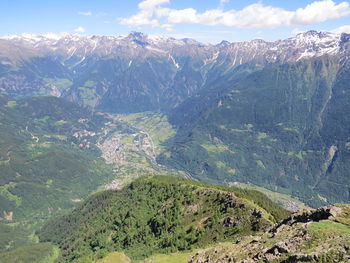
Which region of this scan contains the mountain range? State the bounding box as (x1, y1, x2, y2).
(1, 30, 350, 262)
(2, 30, 350, 203)
(0, 30, 348, 112)
(1, 30, 350, 207)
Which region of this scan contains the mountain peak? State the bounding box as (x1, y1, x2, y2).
(128, 31, 146, 38)
(294, 30, 339, 41)
(301, 30, 321, 36)
(216, 40, 230, 47)
(180, 38, 201, 45)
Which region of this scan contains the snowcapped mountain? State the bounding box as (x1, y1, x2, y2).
(1, 32, 207, 61)
(2, 30, 346, 62)
(0, 30, 349, 112)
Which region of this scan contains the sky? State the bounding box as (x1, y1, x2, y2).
(1, 0, 350, 43)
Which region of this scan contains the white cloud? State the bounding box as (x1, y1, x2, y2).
(138, 0, 169, 10)
(331, 25, 350, 34)
(167, 8, 199, 24)
(119, 0, 170, 27)
(74, 27, 86, 33)
(291, 28, 306, 35)
(119, 0, 350, 29)
(78, 11, 92, 16)
(161, 23, 174, 31)
(219, 0, 230, 9)
(291, 1, 350, 25)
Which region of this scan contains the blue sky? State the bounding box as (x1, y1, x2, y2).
(1, 0, 350, 43)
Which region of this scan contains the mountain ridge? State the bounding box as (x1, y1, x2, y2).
(160, 54, 350, 208)
(37, 176, 350, 263)
(1, 30, 349, 113)
(37, 175, 290, 262)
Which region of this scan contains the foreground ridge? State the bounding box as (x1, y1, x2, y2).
(189, 204, 350, 263)
(37, 175, 290, 262)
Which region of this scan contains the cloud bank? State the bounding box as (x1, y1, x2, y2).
(331, 25, 350, 34)
(119, 0, 350, 29)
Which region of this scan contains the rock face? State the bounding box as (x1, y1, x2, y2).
(189, 204, 350, 263)
(0, 31, 349, 113)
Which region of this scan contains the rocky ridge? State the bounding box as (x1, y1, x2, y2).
(189, 204, 350, 263)
(2, 31, 346, 64)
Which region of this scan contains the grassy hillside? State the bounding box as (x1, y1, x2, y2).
(231, 182, 310, 212)
(0, 222, 34, 252)
(0, 243, 59, 263)
(97, 204, 350, 263)
(162, 56, 350, 207)
(38, 175, 290, 262)
(0, 95, 115, 223)
(0, 95, 189, 256)
(0, 95, 122, 253)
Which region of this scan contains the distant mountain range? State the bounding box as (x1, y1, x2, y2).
(1, 30, 348, 112)
(1, 30, 350, 262)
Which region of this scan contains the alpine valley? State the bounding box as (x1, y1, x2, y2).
(0, 30, 350, 262)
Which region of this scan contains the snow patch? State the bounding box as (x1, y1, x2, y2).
(169, 54, 180, 69)
(204, 51, 219, 66)
(146, 46, 166, 54)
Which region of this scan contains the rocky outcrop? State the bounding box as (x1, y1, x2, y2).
(270, 206, 341, 234)
(188, 205, 350, 263)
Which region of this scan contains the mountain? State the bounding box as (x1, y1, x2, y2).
(33, 176, 350, 263)
(0, 95, 119, 253)
(0, 94, 187, 254)
(1, 30, 350, 207)
(1, 176, 348, 263)
(1, 30, 350, 260)
(160, 53, 350, 208)
(0, 95, 113, 221)
(0, 31, 347, 113)
(37, 175, 290, 262)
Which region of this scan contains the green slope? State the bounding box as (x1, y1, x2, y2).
(38, 175, 290, 262)
(162, 56, 350, 207)
(0, 95, 115, 223)
(0, 95, 190, 256)
(113, 204, 350, 263)
(0, 95, 120, 253)
(0, 243, 59, 263)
